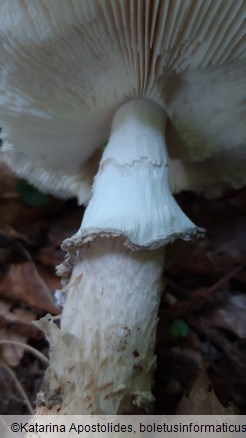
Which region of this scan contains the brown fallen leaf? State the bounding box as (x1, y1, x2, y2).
(0, 262, 60, 314)
(177, 365, 238, 415)
(12, 308, 37, 325)
(0, 305, 38, 367)
(0, 300, 40, 339)
(0, 333, 28, 367)
(0, 192, 64, 246)
(211, 294, 246, 339)
(35, 263, 62, 293)
(0, 300, 11, 315)
(0, 300, 36, 323)
(0, 234, 60, 314)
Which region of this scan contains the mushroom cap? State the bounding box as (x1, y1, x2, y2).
(0, 0, 245, 200)
(169, 145, 246, 194)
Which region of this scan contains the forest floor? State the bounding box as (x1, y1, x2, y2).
(0, 161, 245, 415)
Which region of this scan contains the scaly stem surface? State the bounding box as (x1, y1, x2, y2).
(36, 237, 164, 414)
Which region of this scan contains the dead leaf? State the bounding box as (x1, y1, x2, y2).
(211, 294, 246, 338)
(177, 366, 238, 415)
(0, 262, 60, 314)
(12, 308, 37, 325)
(0, 334, 28, 367)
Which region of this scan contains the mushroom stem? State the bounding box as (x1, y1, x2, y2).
(52, 237, 164, 414)
(35, 99, 198, 415)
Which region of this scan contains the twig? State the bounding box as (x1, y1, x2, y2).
(0, 360, 34, 414)
(0, 340, 49, 366)
(188, 262, 246, 299)
(160, 262, 246, 319)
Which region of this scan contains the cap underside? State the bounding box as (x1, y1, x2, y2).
(0, 0, 245, 199)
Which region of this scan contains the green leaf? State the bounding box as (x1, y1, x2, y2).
(16, 178, 49, 207)
(169, 319, 189, 338)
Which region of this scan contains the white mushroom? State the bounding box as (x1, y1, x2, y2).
(0, 0, 245, 415)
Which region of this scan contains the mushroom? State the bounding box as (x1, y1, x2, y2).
(0, 0, 245, 415)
